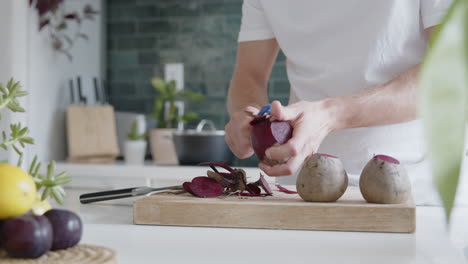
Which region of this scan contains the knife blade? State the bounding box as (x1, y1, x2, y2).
(93, 77, 100, 105)
(77, 76, 87, 105)
(69, 79, 75, 105)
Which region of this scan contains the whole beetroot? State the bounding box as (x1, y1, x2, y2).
(359, 155, 411, 204)
(250, 116, 293, 166)
(296, 153, 348, 202)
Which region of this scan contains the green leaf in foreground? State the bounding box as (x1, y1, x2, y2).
(30, 159, 72, 205)
(419, 0, 468, 221)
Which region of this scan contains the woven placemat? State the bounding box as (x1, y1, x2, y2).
(0, 244, 117, 264)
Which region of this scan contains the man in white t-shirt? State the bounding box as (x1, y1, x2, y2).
(224, 0, 453, 203)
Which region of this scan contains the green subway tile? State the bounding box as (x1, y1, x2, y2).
(185, 65, 206, 83)
(109, 82, 137, 96)
(158, 50, 183, 63)
(159, 3, 201, 17)
(223, 2, 242, 15)
(107, 38, 117, 50)
(135, 5, 159, 18)
(134, 67, 156, 82)
(108, 22, 136, 35)
(108, 7, 137, 21)
(109, 51, 138, 66)
(224, 16, 241, 34)
(198, 16, 224, 34)
(138, 20, 173, 33)
(108, 0, 136, 7)
(157, 34, 178, 49)
(117, 37, 156, 50)
(138, 51, 159, 65)
(191, 34, 218, 49)
(185, 82, 206, 95)
(276, 50, 287, 62)
(204, 83, 228, 98)
(113, 97, 146, 113)
(178, 18, 199, 33)
(271, 80, 290, 97)
(107, 0, 288, 129)
(135, 0, 157, 5)
(202, 3, 224, 16)
(271, 63, 287, 79)
(109, 68, 138, 82)
(136, 80, 154, 97)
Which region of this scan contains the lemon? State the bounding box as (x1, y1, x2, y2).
(0, 163, 37, 219)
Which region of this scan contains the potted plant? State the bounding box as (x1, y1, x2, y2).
(149, 77, 204, 165)
(124, 121, 147, 165)
(0, 78, 71, 214)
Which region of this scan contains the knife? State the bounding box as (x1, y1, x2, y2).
(93, 77, 100, 105)
(69, 79, 75, 104)
(79, 185, 183, 204)
(77, 76, 87, 105)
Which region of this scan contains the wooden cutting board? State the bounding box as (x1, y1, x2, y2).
(0, 244, 117, 264)
(133, 187, 416, 233)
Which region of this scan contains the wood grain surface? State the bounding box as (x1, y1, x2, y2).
(133, 187, 416, 233)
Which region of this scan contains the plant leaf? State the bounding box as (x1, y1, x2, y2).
(419, 0, 467, 221)
(178, 91, 205, 101)
(151, 77, 166, 94)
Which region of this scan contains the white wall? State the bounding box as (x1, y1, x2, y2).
(0, 0, 29, 163)
(0, 0, 14, 161)
(27, 0, 104, 163)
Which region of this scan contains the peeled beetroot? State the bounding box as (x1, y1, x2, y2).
(246, 184, 261, 195)
(252, 173, 273, 195)
(250, 116, 293, 166)
(296, 153, 348, 202)
(359, 155, 411, 204)
(183, 164, 273, 198)
(275, 183, 297, 194)
(189, 177, 224, 198)
(183, 182, 195, 195)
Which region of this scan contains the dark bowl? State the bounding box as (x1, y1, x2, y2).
(172, 130, 235, 166)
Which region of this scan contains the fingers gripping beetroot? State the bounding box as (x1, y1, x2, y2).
(190, 177, 224, 198)
(250, 116, 293, 166)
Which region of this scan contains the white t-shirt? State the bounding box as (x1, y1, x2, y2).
(238, 0, 453, 204)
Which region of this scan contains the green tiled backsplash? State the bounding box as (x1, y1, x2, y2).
(106, 0, 290, 166)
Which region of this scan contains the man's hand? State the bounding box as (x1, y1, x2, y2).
(259, 100, 336, 176)
(225, 106, 259, 159)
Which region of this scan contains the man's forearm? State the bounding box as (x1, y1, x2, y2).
(227, 69, 269, 115)
(326, 65, 420, 131)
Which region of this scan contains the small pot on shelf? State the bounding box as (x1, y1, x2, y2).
(124, 120, 148, 165)
(172, 119, 235, 165)
(150, 128, 179, 165)
(124, 140, 147, 165)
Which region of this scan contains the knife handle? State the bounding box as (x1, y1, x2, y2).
(93, 77, 100, 104)
(69, 79, 75, 104)
(80, 187, 138, 204)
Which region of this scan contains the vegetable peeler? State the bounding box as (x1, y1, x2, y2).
(258, 104, 271, 116)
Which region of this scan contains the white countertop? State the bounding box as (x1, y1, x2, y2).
(56, 187, 468, 264)
(52, 162, 468, 264)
